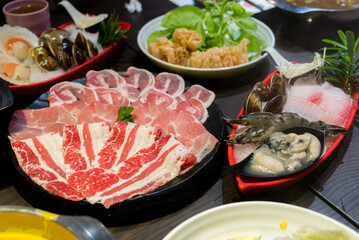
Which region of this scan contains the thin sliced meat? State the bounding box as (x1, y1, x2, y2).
(82, 134, 196, 208)
(150, 109, 218, 162)
(154, 72, 185, 98)
(142, 89, 177, 109)
(131, 101, 168, 126)
(178, 85, 215, 108)
(48, 82, 98, 107)
(76, 101, 120, 125)
(123, 66, 155, 102)
(63, 122, 111, 192)
(86, 69, 127, 90)
(92, 121, 162, 170)
(93, 87, 130, 106)
(81, 121, 162, 199)
(9, 105, 77, 141)
(175, 97, 208, 123)
(11, 132, 84, 201)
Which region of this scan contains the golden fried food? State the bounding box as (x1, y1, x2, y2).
(148, 37, 190, 66)
(189, 38, 249, 68)
(172, 28, 202, 51)
(148, 28, 249, 68)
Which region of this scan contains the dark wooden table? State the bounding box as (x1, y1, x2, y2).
(1, 0, 359, 239)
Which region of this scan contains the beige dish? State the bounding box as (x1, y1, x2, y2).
(137, 15, 275, 79)
(163, 201, 359, 240)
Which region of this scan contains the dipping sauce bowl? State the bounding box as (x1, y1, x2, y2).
(2, 0, 51, 35)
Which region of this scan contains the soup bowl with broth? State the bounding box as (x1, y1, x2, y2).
(2, 0, 51, 35)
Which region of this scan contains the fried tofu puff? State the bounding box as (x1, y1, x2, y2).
(148, 28, 249, 68)
(172, 28, 202, 51)
(189, 38, 249, 68)
(148, 37, 190, 66)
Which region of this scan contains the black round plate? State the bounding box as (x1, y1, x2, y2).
(10, 77, 226, 226)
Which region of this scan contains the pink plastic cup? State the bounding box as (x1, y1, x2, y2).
(2, 0, 51, 36)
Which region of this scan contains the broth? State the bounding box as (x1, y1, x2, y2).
(10, 5, 44, 14)
(286, 0, 359, 9)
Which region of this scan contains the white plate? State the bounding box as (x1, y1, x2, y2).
(163, 201, 359, 240)
(137, 15, 275, 79)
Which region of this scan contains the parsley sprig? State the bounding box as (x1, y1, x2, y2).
(98, 11, 128, 47)
(318, 30, 359, 98)
(116, 106, 134, 123)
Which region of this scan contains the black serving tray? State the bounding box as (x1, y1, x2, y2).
(10, 77, 226, 226)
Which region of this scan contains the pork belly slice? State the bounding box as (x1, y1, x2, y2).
(9, 105, 77, 141)
(63, 122, 111, 192)
(150, 109, 218, 162)
(11, 132, 84, 201)
(83, 134, 196, 208)
(76, 101, 120, 125)
(123, 66, 155, 103)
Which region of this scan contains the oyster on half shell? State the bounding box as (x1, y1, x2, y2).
(0, 25, 38, 61)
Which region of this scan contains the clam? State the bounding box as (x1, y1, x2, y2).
(75, 32, 87, 50)
(29, 47, 49, 58)
(72, 45, 86, 66)
(244, 90, 262, 115)
(253, 82, 270, 102)
(57, 46, 72, 70)
(62, 38, 74, 55)
(35, 54, 57, 71)
(50, 29, 70, 45)
(85, 39, 98, 59)
(263, 95, 285, 114)
(40, 29, 54, 39)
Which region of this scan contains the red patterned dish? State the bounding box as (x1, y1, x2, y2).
(8, 21, 131, 98)
(227, 71, 358, 194)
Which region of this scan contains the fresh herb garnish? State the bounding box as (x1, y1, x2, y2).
(318, 30, 359, 98)
(116, 106, 134, 123)
(98, 11, 128, 47)
(147, 0, 267, 60)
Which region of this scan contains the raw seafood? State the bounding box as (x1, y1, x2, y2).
(226, 112, 346, 145)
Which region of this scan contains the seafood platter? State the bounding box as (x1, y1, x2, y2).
(137, 3, 275, 79)
(227, 64, 358, 193)
(0, 18, 130, 98)
(7, 66, 225, 225)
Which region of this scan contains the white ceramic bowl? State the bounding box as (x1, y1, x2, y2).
(137, 15, 275, 79)
(163, 201, 359, 240)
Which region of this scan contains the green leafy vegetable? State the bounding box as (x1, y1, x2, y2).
(318, 30, 359, 98)
(116, 106, 134, 123)
(98, 11, 128, 47)
(147, 0, 267, 60)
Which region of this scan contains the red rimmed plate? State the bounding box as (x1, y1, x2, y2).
(227, 71, 358, 194)
(9, 21, 131, 99)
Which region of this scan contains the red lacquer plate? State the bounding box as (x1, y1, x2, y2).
(227, 71, 359, 194)
(9, 21, 131, 98)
